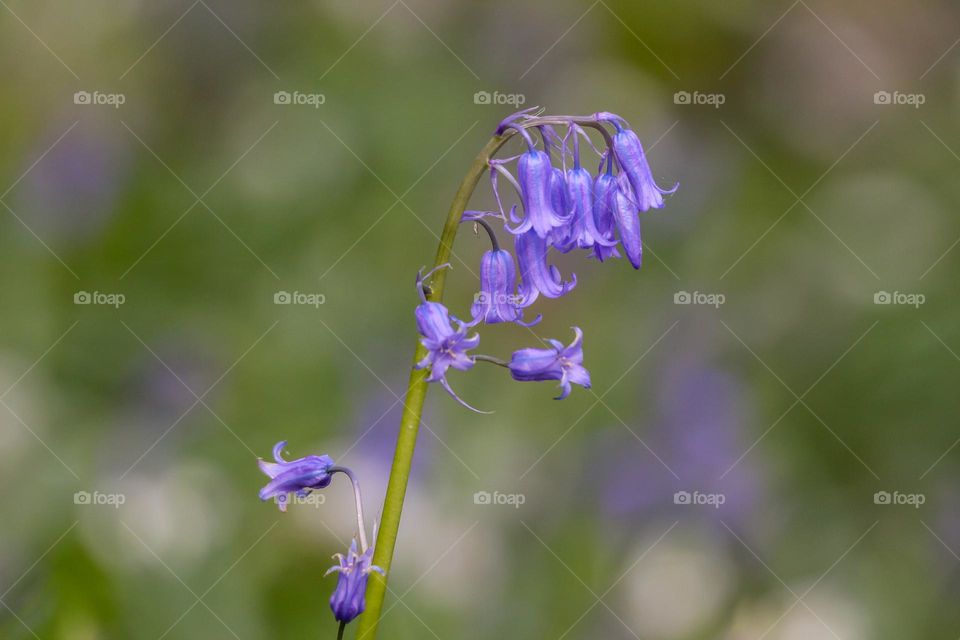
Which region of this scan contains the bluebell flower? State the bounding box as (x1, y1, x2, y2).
(540, 166, 571, 250)
(515, 229, 576, 305)
(326, 539, 385, 624)
(258, 440, 334, 511)
(508, 327, 591, 399)
(612, 174, 643, 269)
(596, 112, 676, 211)
(508, 149, 571, 238)
(472, 249, 540, 326)
(592, 167, 622, 262)
(559, 167, 620, 255)
(414, 268, 488, 413)
(550, 165, 568, 216)
(548, 167, 574, 253)
(550, 130, 617, 254)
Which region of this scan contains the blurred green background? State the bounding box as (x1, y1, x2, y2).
(2, 1, 960, 638)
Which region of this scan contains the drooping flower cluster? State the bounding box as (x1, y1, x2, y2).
(415, 110, 675, 409)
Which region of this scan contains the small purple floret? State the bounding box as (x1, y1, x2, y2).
(515, 229, 576, 304)
(607, 125, 677, 212)
(612, 174, 643, 269)
(508, 327, 591, 400)
(326, 540, 384, 624)
(414, 268, 488, 413)
(509, 150, 571, 238)
(257, 440, 334, 511)
(592, 170, 622, 262)
(472, 249, 540, 326)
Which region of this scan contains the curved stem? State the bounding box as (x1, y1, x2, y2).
(329, 466, 368, 552)
(468, 217, 500, 251)
(474, 354, 509, 367)
(356, 131, 515, 640)
(525, 116, 615, 148)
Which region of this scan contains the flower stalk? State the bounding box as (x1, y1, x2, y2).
(329, 466, 369, 552)
(355, 133, 513, 639)
(353, 111, 674, 638)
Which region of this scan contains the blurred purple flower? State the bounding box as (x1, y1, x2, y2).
(20, 126, 126, 243)
(131, 341, 217, 419)
(599, 359, 761, 528)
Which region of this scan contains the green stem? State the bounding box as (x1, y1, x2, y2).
(355, 132, 512, 640)
(337, 621, 346, 640)
(473, 354, 509, 367)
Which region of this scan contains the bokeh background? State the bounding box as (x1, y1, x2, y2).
(1, 1, 959, 638)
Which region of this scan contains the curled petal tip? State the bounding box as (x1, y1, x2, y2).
(516, 313, 543, 328)
(272, 440, 288, 463)
(440, 377, 493, 414)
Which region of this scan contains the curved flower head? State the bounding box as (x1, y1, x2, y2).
(494, 106, 542, 135)
(515, 229, 576, 305)
(612, 174, 643, 269)
(326, 540, 385, 624)
(508, 327, 591, 399)
(414, 268, 488, 413)
(471, 249, 540, 326)
(592, 170, 621, 262)
(509, 150, 571, 238)
(257, 440, 334, 511)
